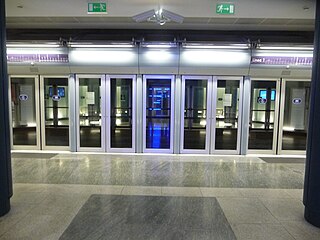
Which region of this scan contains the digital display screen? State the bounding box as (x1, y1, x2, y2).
(49, 87, 65, 97)
(259, 90, 275, 101)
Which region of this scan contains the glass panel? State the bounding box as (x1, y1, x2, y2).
(282, 81, 310, 151)
(183, 80, 207, 150)
(11, 77, 37, 145)
(110, 78, 133, 148)
(215, 80, 240, 150)
(248, 81, 277, 150)
(79, 78, 101, 148)
(44, 77, 69, 146)
(146, 79, 171, 149)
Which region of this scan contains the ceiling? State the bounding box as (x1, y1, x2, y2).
(5, 0, 316, 31)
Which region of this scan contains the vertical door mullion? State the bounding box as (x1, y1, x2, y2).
(101, 75, 107, 152)
(105, 75, 111, 152)
(276, 80, 286, 154)
(236, 78, 244, 154)
(273, 79, 281, 154)
(180, 77, 186, 153)
(170, 76, 175, 152)
(75, 75, 80, 151)
(40, 76, 46, 150)
(210, 76, 218, 154)
(206, 77, 213, 154)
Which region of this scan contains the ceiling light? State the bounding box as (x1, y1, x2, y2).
(183, 43, 249, 49)
(258, 45, 313, 51)
(69, 43, 134, 48)
(6, 42, 60, 48)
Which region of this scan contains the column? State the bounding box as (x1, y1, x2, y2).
(303, 0, 320, 228)
(0, 0, 13, 216)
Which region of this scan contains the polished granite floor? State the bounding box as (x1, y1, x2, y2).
(0, 153, 319, 240)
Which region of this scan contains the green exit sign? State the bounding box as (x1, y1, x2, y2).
(88, 2, 107, 14)
(216, 3, 235, 14)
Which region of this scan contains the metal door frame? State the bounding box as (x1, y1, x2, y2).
(40, 75, 71, 151)
(211, 76, 243, 155)
(247, 78, 281, 155)
(9, 75, 41, 150)
(180, 75, 212, 154)
(106, 75, 136, 153)
(76, 74, 106, 152)
(143, 74, 175, 153)
(278, 78, 310, 155)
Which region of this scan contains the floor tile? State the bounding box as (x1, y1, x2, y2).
(281, 221, 320, 240)
(122, 186, 162, 196)
(59, 195, 236, 240)
(200, 187, 242, 197)
(162, 187, 202, 197)
(238, 188, 292, 198)
(231, 223, 295, 240)
(217, 197, 279, 224)
(259, 198, 304, 221)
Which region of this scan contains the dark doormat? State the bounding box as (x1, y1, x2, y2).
(11, 153, 57, 159)
(59, 195, 236, 240)
(260, 157, 306, 164)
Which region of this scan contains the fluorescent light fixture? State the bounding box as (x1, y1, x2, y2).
(69, 43, 134, 48)
(183, 44, 249, 49)
(145, 44, 175, 49)
(6, 43, 60, 48)
(259, 45, 313, 51)
(144, 50, 174, 62)
(70, 50, 136, 64)
(182, 50, 249, 65)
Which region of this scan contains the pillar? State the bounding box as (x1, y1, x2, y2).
(0, 0, 13, 217)
(303, 0, 320, 228)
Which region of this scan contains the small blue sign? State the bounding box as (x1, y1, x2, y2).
(19, 94, 28, 101)
(52, 95, 61, 102)
(292, 98, 302, 104)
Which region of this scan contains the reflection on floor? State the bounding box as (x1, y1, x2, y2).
(0, 153, 319, 240)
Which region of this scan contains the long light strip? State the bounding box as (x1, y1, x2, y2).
(259, 46, 314, 51)
(183, 44, 249, 49)
(6, 43, 60, 48)
(69, 43, 134, 48)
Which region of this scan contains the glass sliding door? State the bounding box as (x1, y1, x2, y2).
(181, 76, 212, 153)
(41, 76, 70, 150)
(10, 76, 40, 150)
(248, 79, 280, 153)
(279, 80, 310, 154)
(107, 75, 135, 152)
(77, 75, 104, 151)
(212, 78, 242, 153)
(143, 75, 174, 153)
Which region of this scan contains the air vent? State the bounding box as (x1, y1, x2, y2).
(281, 70, 291, 76)
(29, 67, 39, 73)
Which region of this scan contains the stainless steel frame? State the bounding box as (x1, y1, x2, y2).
(76, 74, 106, 152)
(9, 75, 41, 150)
(247, 78, 281, 155)
(40, 75, 71, 151)
(180, 75, 213, 154)
(143, 74, 175, 153)
(211, 76, 243, 155)
(106, 75, 136, 153)
(278, 78, 310, 155)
